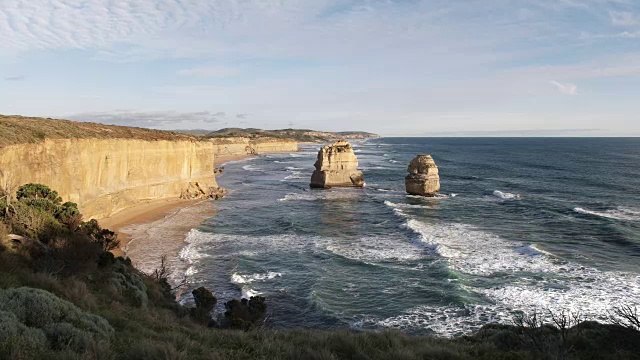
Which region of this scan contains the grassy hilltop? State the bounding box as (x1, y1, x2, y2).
(202, 128, 380, 142)
(0, 115, 378, 148)
(0, 115, 198, 148)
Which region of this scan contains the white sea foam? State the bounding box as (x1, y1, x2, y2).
(242, 288, 262, 298)
(322, 236, 424, 262)
(242, 164, 261, 171)
(282, 172, 306, 181)
(573, 207, 640, 221)
(380, 211, 640, 336)
(384, 200, 432, 210)
(493, 190, 521, 200)
(289, 151, 315, 158)
(374, 304, 515, 337)
(179, 230, 212, 263)
(278, 191, 363, 202)
(279, 193, 317, 201)
(184, 266, 198, 276)
(403, 219, 555, 276)
(231, 272, 282, 284)
(178, 230, 215, 280)
(286, 166, 304, 170)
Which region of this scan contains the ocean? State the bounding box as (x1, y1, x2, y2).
(159, 138, 640, 336)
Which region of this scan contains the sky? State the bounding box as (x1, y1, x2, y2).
(1, 0, 640, 136)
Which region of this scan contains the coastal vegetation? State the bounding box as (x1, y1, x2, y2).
(203, 128, 379, 142)
(1, 184, 640, 359)
(0, 115, 377, 149)
(0, 115, 198, 148)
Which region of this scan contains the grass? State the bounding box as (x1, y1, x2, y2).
(0, 115, 200, 148)
(0, 114, 375, 148)
(204, 128, 379, 142)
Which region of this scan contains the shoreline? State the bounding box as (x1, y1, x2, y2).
(101, 153, 253, 257)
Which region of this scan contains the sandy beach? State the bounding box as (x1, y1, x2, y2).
(100, 153, 252, 258)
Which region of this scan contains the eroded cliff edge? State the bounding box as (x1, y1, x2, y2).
(0, 115, 299, 220)
(211, 137, 298, 159)
(0, 138, 220, 220)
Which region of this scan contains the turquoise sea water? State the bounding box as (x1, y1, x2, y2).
(176, 138, 640, 336)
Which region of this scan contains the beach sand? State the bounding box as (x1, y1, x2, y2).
(100, 154, 252, 258)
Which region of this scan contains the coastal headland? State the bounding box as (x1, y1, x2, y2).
(0, 115, 376, 257)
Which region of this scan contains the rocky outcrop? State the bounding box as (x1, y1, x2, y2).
(180, 182, 228, 200)
(0, 139, 220, 220)
(405, 155, 440, 197)
(1, 234, 48, 254)
(310, 141, 364, 188)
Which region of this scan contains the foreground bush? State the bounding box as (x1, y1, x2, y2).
(0, 287, 113, 357)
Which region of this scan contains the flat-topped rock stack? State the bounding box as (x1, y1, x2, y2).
(405, 155, 440, 197)
(310, 140, 364, 188)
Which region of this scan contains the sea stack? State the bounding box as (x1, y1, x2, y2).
(405, 155, 440, 197)
(310, 140, 364, 188)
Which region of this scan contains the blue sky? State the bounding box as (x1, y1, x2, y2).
(1, 0, 639, 136)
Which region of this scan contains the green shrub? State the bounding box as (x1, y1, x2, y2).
(4, 201, 61, 241)
(109, 260, 148, 308)
(223, 296, 267, 330)
(0, 287, 113, 339)
(82, 219, 119, 251)
(55, 202, 82, 230)
(193, 287, 217, 311)
(16, 184, 62, 205)
(0, 310, 49, 358)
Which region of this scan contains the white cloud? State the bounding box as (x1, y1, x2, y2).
(67, 110, 225, 129)
(550, 80, 578, 95)
(610, 11, 640, 27)
(2, 0, 640, 135)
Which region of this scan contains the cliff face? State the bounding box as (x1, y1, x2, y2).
(310, 141, 364, 188)
(210, 138, 298, 158)
(0, 139, 220, 220)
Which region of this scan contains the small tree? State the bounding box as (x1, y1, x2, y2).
(16, 184, 62, 205)
(192, 287, 217, 311)
(609, 305, 640, 331)
(56, 202, 82, 230)
(223, 296, 267, 331)
(81, 219, 119, 251)
(190, 287, 217, 326)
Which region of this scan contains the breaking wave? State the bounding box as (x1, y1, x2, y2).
(231, 272, 282, 284)
(321, 236, 425, 263)
(573, 207, 640, 221)
(383, 211, 640, 336)
(242, 164, 262, 171)
(384, 200, 432, 210)
(493, 190, 521, 200)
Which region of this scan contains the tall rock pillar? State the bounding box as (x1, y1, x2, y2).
(310, 141, 364, 188)
(405, 155, 440, 197)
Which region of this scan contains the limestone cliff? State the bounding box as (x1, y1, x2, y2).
(0, 139, 222, 220)
(210, 137, 298, 159)
(405, 155, 440, 197)
(310, 141, 364, 188)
